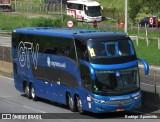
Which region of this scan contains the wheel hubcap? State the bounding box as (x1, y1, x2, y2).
(31, 87, 35, 98)
(77, 97, 82, 112)
(25, 86, 29, 94)
(69, 95, 73, 108)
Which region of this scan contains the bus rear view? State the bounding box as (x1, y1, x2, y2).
(12, 28, 149, 114)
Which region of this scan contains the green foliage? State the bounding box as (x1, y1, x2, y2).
(129, 0, 142, 22)
(31, 17, 54, 27)
(96, 0, 124, 11)
(31, 15, 78, 28)
(53, 15, 78, 28)
(133, 39, 160, 66)
(129, 0, 160, 21)
(0, 13, 31, 30)
(142, 0, 160, 14)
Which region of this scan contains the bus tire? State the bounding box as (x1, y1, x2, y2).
(68, 93, 76, 112)
(24, 84, 32, 99)
(31, 84, 37, 101)
(76, 96, 85, 114)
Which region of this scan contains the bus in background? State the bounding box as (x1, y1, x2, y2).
(12, 27, 149, 114)
(66, 0, 102, 22)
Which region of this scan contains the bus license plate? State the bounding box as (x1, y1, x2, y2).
(116, 108, 124, 112)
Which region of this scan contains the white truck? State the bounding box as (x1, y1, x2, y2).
(0, 0, 11, 11)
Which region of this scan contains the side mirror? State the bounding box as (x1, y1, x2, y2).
(79, 59, 96, 80)
(101, 6, 103, 10)
(138, 58, 149, 75)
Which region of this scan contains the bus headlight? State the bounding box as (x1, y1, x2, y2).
(133, 94, 141, 100)
(87, 95, 105, 103)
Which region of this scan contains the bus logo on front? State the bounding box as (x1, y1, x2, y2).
(116, 72, 120, 77)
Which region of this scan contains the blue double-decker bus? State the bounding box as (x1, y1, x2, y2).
(12, 27, 149, 114)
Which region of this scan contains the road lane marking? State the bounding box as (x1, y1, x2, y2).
(0, 75, 13, 80)
(141, 83, 160, 87)
(23, 105, 46, 113)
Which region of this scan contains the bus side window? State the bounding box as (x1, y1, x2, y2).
(75, 40, 87, 60)
(44, 47, 64, 55)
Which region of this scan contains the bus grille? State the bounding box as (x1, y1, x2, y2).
(104, 98, 135, 105)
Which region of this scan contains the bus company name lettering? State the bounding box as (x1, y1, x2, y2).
(47, 56, 66, 68)
(18, 41, 39, 69)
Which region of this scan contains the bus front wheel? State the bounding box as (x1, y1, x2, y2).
(68, 94, 76, 112)
(77, 96, 85, 114)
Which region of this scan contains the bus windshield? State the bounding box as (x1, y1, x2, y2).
(87, 39, 135, 59)
(85, 6, 101, 17)
(85, 39, 139, 95)
(93, 67, 140, 95)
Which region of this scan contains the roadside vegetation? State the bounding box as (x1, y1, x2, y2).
(133, 40, 160, 66)
(0, 13, 78, 30)
(0, 12, 159, 66)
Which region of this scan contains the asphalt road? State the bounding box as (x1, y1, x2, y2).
(139, 65, 160, 93)
(0, 75, 159, 121)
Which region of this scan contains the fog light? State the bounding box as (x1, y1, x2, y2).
(96, 106, 104, 111)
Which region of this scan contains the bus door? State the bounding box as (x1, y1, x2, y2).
(75, 4, 84, 21)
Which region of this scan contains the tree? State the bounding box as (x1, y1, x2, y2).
(142, 0, 160, 14)
(129, 0, 142, 22)
(129, 0, 160, 22)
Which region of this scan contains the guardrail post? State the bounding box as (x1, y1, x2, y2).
(116, 22, 119, 30)
(158, 38, 160, 49)
(3, 47, 4, 61)
(138, 23, 139, 35)
(154, 70, 157, 94)
(146, 30, 149, 46)
(136, 36, 139, 46)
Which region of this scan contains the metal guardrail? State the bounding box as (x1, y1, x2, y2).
(130, 35, 160, 49)
(0, 31, 11, 34)
(12, 1, 66, 14)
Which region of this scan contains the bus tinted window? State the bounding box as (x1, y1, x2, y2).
(87, 40, 135, 59)
(85, 5, 101, 17)
(75, 39, 87, 60)
(67, 3, 83, 10)
(12, 34, 77, 61)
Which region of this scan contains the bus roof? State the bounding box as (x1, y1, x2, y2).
(67, 0, 100, 6)
(13, 27, 129, 41)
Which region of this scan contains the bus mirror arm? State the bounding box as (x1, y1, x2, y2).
(101, 6, 103, 10)
(79, 59, 96, 80)
(138, 58, 149, 75)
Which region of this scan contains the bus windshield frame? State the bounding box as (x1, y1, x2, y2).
(81, 39, 140, 95)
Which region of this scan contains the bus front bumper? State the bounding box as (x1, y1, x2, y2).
(85, 98, 141, 113)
